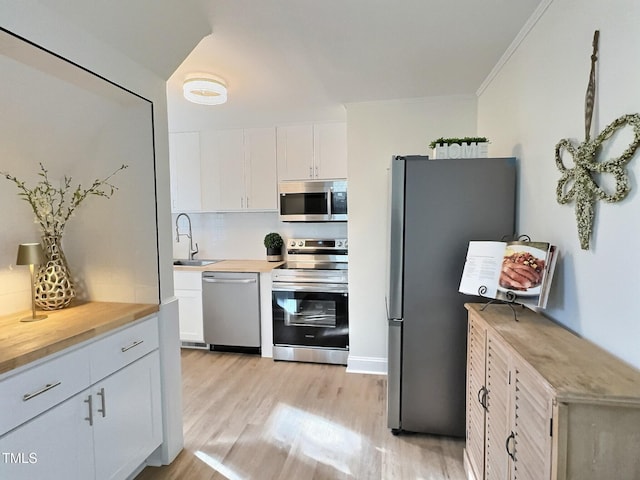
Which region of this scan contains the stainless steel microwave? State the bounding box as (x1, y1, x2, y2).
(278, 180, 347, 222)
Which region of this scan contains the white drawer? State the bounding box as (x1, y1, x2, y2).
(174, 270, 202, 290)
(0, 345, 91, 436)
(90, 315, 159, 382)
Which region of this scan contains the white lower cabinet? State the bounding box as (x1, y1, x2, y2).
(0, 389, 94, 479)
(92, 351, 162, 480)
(0, 315, 162, 480)
(174, 270, 203, 343)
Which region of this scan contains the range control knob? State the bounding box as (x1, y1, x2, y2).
(289, 240, 296, 247)
(337, 240, 343, 247)
(344, 240, 348, 248)
(298, 241, 304, 247)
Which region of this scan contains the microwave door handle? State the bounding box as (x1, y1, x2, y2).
(327, 189, 333, 216)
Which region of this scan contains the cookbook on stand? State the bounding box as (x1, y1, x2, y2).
(459, 240, 557, 309)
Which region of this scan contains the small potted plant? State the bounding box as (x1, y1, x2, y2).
(429, 136, 489, 159)
(264, 232, 284, 262)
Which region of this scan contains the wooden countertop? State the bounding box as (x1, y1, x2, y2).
(0, 301, 159, 376)
(173, 259, 285, 273)
(465, 303, 640, 404)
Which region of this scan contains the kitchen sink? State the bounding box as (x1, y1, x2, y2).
(173, 259, 220, 267)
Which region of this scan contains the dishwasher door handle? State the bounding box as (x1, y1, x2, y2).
(203, 277, 257, 284)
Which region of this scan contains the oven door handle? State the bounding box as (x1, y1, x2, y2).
(272, 282, 348, 294)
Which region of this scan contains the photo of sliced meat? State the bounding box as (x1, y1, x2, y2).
(499, 251, 545, 291)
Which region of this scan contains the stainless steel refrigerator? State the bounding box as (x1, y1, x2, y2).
(386, 155, 516, 436)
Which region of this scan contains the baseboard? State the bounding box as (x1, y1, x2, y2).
(346, 355, 387, 375)
(180, 341, 208, 349)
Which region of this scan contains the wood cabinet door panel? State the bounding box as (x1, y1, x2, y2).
(512, 360, 553, 480)
(485, 334, 511, 480)
(466, 317, 487, 480)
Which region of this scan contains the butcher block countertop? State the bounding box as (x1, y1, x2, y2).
(173, 259, 285, 273)
(0, 301, 159, 376)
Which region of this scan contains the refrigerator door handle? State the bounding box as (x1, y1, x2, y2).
(387, 156, 405, 320)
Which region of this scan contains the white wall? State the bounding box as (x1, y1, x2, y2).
(478, 0, 640, 368)
(346, 95, 478, 372)
(0, 3, 185, 307)
(1, 2, 210, 464)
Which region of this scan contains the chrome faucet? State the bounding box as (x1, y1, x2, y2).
(175, 213, 199, 260)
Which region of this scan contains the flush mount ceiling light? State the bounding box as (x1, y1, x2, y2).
(183, 74, 227, 105)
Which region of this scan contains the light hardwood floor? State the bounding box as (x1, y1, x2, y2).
(136, 349, 465, 480)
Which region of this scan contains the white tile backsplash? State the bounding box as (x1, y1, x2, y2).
(172, 211, 348, 260)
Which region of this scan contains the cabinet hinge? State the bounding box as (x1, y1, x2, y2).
(550, 418, 553, 437)
(508, 370, 512, 385)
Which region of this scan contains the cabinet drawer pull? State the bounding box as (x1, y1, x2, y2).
(97, 387, 107, 417)
(85, 395, 93, 426)
(22, 381, 61, 401)
(121, 339, 144, 353)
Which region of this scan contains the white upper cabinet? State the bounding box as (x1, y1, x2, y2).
(169, 132, 201, 212)
(244, 127, 279, 210)
(277, 122, 347, 181)
(201, 127, 277, 212)
(313, 122, 348, 179)
(277, 125, 314, 180)
(201, 128, 244, 211)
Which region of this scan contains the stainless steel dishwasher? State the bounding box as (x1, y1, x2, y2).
(202, 271, 261, 352)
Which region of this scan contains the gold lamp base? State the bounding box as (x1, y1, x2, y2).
(20, 314, 48, 323)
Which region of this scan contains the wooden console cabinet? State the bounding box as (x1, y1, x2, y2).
(464, 303, 640, 480)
